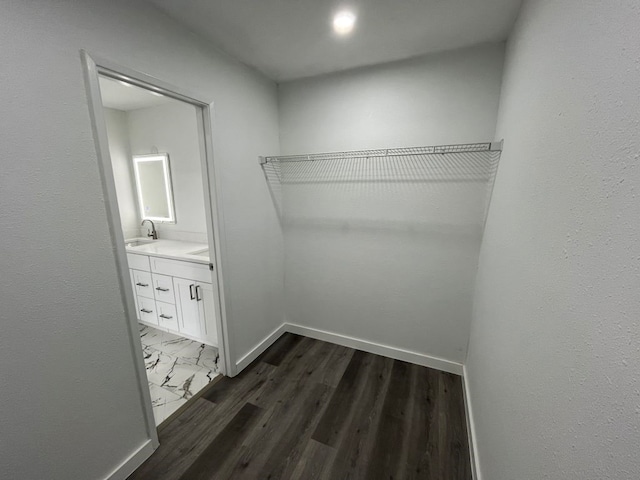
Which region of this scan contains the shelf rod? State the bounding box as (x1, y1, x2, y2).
(259, 141, 503, 165)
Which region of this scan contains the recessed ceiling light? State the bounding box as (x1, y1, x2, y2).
(333, 10, 356, 35)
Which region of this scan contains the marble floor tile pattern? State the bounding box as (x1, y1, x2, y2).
(139, 324, 220, 425)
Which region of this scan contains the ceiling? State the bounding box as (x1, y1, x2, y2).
(99, 75, 173, 111)
(145, 0, 522, 82)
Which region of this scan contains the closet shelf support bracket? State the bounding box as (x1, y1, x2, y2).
(490, 139, 504, 152)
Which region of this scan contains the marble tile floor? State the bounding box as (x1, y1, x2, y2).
(139, 323, 221, 425)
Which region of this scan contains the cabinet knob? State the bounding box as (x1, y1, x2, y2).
(136, 282, 149, 287)
(159, 314, 173, 319)
(155, 287, 170, 292)
(140, 308, 153, 314)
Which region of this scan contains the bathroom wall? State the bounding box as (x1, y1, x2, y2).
(466, 0, 640, 478)
(127, 101, 208, 243)
(104, 108, 139, 239)
(277, 43, 504, 365)
(0, 0, 283, 478)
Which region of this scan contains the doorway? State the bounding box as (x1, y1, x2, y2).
(81, 52, 230, 439)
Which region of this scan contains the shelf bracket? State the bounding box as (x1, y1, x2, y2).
(489, 139, 504, 152)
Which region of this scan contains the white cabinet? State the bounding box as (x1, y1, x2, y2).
(172, 279, 218, 345)
(149, 256, 211, 283)
(127, 253, 150, 271)
(173, 277, 204, 339)
(156, 301, 179, 331)
(137, 296, 158, 325)
(127, 252, 218, 347)
(198, 281, 218, 346)
(151, 273, 175, 304)
(132, 270, 154, 299)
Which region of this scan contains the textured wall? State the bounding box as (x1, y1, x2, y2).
(0, 1, 282, 478)
(278, 43, 505, 154)
(277, 44, 504, 364)
(466, 0, 640, 478)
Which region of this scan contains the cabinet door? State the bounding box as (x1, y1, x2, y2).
(173, 277, 202, 338)
(196, 282, 218, 347)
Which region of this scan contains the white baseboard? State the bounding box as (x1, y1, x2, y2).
(104, 439, 155, 480)
(235, 323, 288, 373)
(233, 322, 464, 377)
(462, 365, 482, 480)
(285, 323, 463, 376)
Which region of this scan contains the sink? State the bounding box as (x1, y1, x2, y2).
(125, 238, 154, 248)
(188, 248, 209, 258)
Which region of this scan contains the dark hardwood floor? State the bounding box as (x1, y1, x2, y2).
(129, 334, 472, 480)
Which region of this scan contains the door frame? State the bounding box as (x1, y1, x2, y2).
(80, 51, 234, 446)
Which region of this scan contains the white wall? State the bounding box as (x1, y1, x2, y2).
(0, 1, 282, 478)
(466, 1, 640, 478)
(279, 43, 505, 154)
(277, 44, 504, 365)
(104, 108, 139, 239)
(127, 101, 207, 243)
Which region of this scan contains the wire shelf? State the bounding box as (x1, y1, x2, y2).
(259, 141, 503, 226)
(261, 142, 500, 164)
(275, 151, 498, 184)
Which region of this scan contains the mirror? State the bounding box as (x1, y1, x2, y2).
(133, 153, 176, 223)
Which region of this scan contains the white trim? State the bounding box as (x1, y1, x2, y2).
(235, 323, 288, 372)
(197, 103, 234, 377)
(103, 439, 155, 480)
(82, 50, 233, 375)
(81, 49, 233, 441)
(81, 51, 159, 448)
(285, 323, 463, 375)
(88, 53, 213, 107)
(462, 365, 482, 480)
(232, 322, 465, 377)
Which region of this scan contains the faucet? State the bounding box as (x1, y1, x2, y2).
(141, 219, 158, 240)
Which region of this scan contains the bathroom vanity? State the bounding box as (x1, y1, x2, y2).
(125, 239, 218, 347)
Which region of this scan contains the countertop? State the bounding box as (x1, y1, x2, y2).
(125, 238, 210, 265)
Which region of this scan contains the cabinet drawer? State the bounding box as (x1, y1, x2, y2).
(150, 256, 212, 283)
(132, 270, 154, 299)
(127, 253, 150, 272)
(156, 301, 179, 331)
(137, 296, 158, 325)
(152, 273, 175, 304)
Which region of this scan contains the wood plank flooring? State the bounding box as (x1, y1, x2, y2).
(129, 334, 472, 480)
